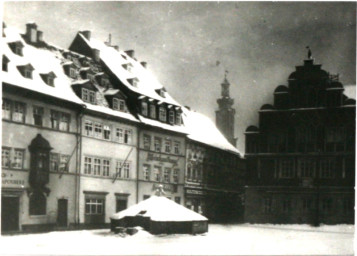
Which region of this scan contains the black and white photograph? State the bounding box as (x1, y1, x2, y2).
(0, 1, 355, 255)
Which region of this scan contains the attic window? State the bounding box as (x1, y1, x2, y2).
(150, 104, 156, 119)
(40, 72, 56, 87)
(122, 63, 133, 72)
(113, 98, 126, 112)
(127, 78, 139, 87)
(169, 110, 175, 124)
(141, 101, 148, 116)
(2, 55, 9, 72)
(69, 68, 76, 78)
(17, 64, 34, 79)
(159, 107, 166, 122)
(8, 41, 24, 56)
(176, 113, 181, 125)
(156, 89, 166, 98)
(82, 88, 96, 104)
(101, 78, 110, 88)
(121, 54, 127, 60)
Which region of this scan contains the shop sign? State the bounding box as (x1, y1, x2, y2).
(146, 153, 179, 166)
(186, 189, 205, 195)
(152, 183, 174, 193)
(2, 172, 26, 188)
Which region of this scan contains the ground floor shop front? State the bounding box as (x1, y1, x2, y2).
(184, 187, 244, 223)
(244, 186, 354, 225)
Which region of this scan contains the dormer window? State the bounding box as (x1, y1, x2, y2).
(169, 110, 175, 124)
(141, 102, 148, 116)
(122, 63, 133, 72)
(150, 104, 156, 119)
(113, 98, 126, 112)
(156, 88, 166, 98)
(176, 112, 181, 125)
(82, 88, 96, 104)
(101, 78, 110, 88)
(69, 68, 76, 78)
(8, 41, 24, 56)
(127, 78, 139, 87)
(17, 64, 34, 79)
(2, 55, 9, 72)
(40, 72, 56, 87)
(159, 107, 166, 122)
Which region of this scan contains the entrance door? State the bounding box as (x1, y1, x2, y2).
(57, 199, 68, 227)
(1, 196, 20, 232)
(116, 199, 127, 213)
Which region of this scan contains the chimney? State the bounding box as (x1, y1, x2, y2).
(113, 45, 119, 51)
(125, 50, 135, 58)
(92, 48, 100, 62)
(37, 31, 43, 42)
(140, 62, 147, 68)
(26, 22, 38, 43)
(81, 30, 91, 40)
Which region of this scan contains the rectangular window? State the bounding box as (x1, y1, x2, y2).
(103, 125, 111, 140)
(59, 112, 70, 131)
(143, 134, 151, 150)
(59, 155, 69, 172)
(164, 168, 171, 183)
(154, 137, 162, 152)
(320, 158, 335, 178)
(165, 140, 171, 153)
(82, 88, 89, 102)
(89, 91, 96, 104)
(280, 159, 294, 178)
(176, 113, 181, 125)
(69, 68, 76, 78)
(2, 147, 10, 168)
(33, 106, 44, 126)
(174, 141, 180, 155)
(122, 162, 130, 179)
(150, 104, 156, 118)
(154, 166, 161, 182)
(115, 128, 124, 143)
(143, 164, 150, 181)
(84, 157, 92, 174)
(282, 199, 291, 213)
(12, 102, 25, 123)
(51, 110, 59, 129)
(141, 102, 148, 116)
(2, 99, 11, 120)
(115, 160, 122, 178)
(85, 198, 104, 215)
(159, 107, 166, 122)
(263, 198, 272, 213)
(84, 120, 93, 136)
(173, 169, 179, 183)
(299, 159, 316, 178)
(113, 98, 119, 110)
(119, 99, 126, 112)
(12, 149, 24, 169)
(124, 129, 132, 144)
(50, 153, 59, 172)
(94, 123, 103, 138)
(113, 98, 126, 112)
(102, 159, 110, 177)
(24, 69, 32, 79)
(93, 158, 101, 176)
(169, 110, 175, 124)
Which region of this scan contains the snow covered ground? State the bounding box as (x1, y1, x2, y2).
(0, 224, 354, 255)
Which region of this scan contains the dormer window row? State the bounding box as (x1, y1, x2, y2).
(140, 99, 181, 125)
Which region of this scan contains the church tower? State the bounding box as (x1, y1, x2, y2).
(216, 71, 237, 147)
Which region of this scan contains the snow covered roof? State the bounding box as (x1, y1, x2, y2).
(111, 195, 207, 222)
(77, 33, 181, 106)
(182, 107, 241, 155)
(2, 26, 139, 123)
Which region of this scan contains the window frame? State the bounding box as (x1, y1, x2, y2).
(159, 107, 167, 122)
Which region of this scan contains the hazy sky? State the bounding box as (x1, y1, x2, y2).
(3, 1, 356, 153)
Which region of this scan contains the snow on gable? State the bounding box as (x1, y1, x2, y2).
(182, 107, 241, 155)
(77, 33, 181, 106)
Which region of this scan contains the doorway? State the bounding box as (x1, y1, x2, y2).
(1, 196, 20, 232)
(57, 199, 68, 227)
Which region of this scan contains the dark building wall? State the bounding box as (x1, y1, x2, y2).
(244, 57, 355, 225)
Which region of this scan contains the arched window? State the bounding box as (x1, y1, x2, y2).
(29, 191, 46, 215)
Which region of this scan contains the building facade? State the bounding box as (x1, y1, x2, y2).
(244, 56, 355, 224)
(2, 22, 245, 233)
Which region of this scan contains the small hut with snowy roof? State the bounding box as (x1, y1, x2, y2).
(110, 186, 208, 234)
